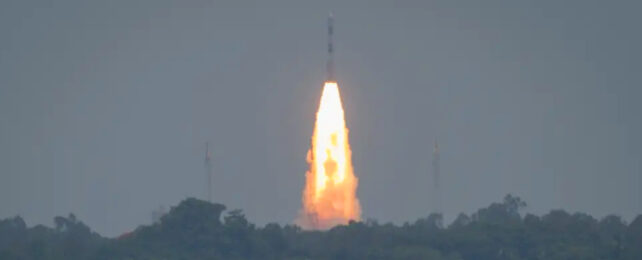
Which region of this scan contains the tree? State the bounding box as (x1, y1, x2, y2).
(471, 194, 526, 225)
(1, 195, 640, 260)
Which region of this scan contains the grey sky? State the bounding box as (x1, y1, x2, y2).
(1, 0, 640, 237)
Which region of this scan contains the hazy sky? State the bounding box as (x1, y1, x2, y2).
(1, 0, 640, 237)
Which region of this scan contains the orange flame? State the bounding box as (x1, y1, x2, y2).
(298, 81, 361, 229)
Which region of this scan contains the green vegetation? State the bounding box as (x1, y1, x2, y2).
(1, 195, 641, 259)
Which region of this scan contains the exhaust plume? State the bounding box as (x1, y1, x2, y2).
(297, 82, 361, 229)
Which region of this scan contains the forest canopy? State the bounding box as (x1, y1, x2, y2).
(1, 195, 641, 260)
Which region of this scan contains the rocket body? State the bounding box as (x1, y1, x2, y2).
(326, 13, 334, 82)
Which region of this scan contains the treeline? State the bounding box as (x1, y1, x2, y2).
(1, 195, 641, 260)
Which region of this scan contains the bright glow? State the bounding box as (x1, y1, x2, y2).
(298, 81, 361, 230)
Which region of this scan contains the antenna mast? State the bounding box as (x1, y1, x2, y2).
(432, 140, 441, 214)
(205, 142, 212, 202)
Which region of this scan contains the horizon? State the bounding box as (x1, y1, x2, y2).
(4, 193, 638, 238)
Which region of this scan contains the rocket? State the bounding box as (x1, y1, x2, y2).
(326, 12, 335, 82)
